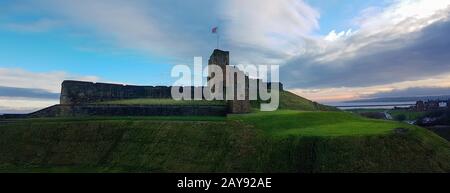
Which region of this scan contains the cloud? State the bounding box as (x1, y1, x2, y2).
(324, 29, 353, 41)
(0, 86, 59, 99)
(0, 98, 57, 114)
(27, 0, 319, 64)
(365, 86, 450, 98)
(281, 0, 450, 89)
(0, 68, 99, 92)
(220, 0, 319, 63)
(291, 73, 450, 102)
(0, 68, 99, 113)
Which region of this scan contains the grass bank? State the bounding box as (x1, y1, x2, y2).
(0, 110, 448, 173)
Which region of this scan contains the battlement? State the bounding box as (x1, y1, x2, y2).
(60, 80, 174, 104)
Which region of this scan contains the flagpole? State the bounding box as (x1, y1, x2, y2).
(212, 26, 219, 49)
(217, 33, 219, 49)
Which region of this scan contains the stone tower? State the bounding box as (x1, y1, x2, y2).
(208, 49, 251, 114)
(208, 49, 229, 86)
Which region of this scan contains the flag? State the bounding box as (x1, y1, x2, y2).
(212, 27, 218, 34)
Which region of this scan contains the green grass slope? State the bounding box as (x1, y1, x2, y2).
(251, 90, 338, 111)
(97, 90, 337, 111)
(0, 110, 449, 173)
(278, 91, 337, 111)
(97, 98, 226, 106)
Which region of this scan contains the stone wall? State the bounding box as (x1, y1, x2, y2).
(57, 49, 283, 115)
(27, 104, 227, 117)
(226, 67, 251, 113)
(60, 80, 203, 105)
(208, 49, 252, 113)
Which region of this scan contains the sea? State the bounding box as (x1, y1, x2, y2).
(324, 101, 416, 110)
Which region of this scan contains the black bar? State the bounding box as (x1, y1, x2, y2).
(1, 173, 448, 192)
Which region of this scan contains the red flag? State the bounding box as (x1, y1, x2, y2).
(212, 27, 218, 34)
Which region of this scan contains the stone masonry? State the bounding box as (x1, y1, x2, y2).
(57, 49, 282, 115)
(208, 49, 251, 113)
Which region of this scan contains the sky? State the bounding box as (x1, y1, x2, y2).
(0, 0, 450, 113)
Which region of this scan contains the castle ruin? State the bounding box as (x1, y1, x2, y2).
(1, 49, 283, 118)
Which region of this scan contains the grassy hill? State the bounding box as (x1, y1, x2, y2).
(0, 92, 449, 173)
(97, 98, 227, 106)
(277, 90, 337, 111)
(250, 90, 337, 111)
(96, 90, 337, 111)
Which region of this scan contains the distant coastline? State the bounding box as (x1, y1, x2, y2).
(344, 95, 450, 103)
(326, 95, 450, 110)
(326, 101, 415, 110)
